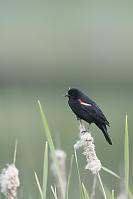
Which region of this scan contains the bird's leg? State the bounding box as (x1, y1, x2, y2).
(76, 116, 82, 126)
(79, 119, 82, 126)
(88, 123, 90, 130)
(78, 118, 86, 134)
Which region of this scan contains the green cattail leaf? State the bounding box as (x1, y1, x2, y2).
(129, 186, 133, 199)
(82, 183, 90, 199)
(38, 100, 65, 197)
(75, 151, 84, 199)
(102, 166, 120, 179)
(111, 190, 114, 199)
(125, 115, 129, 199)
(42, 142, 48, 199)
(104, 186, 112, 199)
(65, 155, 73, 199)
(34, 172, 43, 199)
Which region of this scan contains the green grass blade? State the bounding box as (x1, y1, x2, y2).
(42, 142, 48, 199)
(82, 183, 90, 199)
(102, 166, 120, 179)
(125, 115, 129, 199)
(75, 151, 84, 199)
(51, 186, 58, 199)
(104, 186, 112, 199)
(129, 186, 133, 199)
(34, 171, 43, 199)
(38, 100, 65, 197)
(65, 155, 74, 199)
(111, 190, 114, 199)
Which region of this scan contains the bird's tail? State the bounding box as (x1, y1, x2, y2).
(96, 123, 112, 145)
(101, 125, 112, 145)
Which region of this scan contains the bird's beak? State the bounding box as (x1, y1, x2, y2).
(64, 92, 69, 97)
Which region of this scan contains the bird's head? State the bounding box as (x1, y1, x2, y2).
(64, 88, 81, 99)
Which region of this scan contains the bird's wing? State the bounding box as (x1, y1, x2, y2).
(80, 102, 110, 126)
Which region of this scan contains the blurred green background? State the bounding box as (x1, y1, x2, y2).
(0, 1, 133, 198)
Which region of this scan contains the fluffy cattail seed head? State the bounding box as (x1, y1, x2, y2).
(0, 164, 20, 199)
(51, 149, 66, 177)
(74, 123, 102, 174)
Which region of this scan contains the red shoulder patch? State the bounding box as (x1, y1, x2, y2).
(78, 99, 82, 103)
(78, 99, 91, 106)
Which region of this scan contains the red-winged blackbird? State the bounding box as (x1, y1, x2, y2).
(64, 88, 112, 145)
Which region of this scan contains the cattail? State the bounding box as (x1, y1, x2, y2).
(74, 122, 102, 174)
(51, 149, 67, 199)
(0, 140, 20, 199)
(0, 164, 20, 199)
(74, 121, 107, 199)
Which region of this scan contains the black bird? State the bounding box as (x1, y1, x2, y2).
(64, 88, 112, 145)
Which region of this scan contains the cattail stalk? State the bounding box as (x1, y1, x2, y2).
(97, 172, 107, 199)
(13, 140, 18, 165)
(51, 149, 67, 199)
(91, 175, 97, 199)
